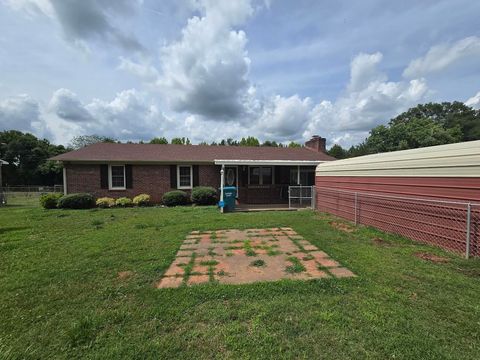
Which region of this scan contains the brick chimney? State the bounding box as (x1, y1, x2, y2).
(305, 135, 326, 153)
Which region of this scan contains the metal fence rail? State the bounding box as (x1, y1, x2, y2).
(0, 185, 63, 206)
(289, 186, 315, 209)
(316, 187, 480, 258)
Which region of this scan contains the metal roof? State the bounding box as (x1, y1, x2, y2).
(316, 140, 480, 177)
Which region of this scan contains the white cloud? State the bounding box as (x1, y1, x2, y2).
(403, 36, 480, 78)
(118, 57, 160, 84)
(158, 0, 254, 120)
(45, 88, 172, 142)
(257, 95, 312, 138)
(6, 0, 143, 51)
(0, 94, 52, 138)
(348, 52, 386, 92)
(305, 52, 429, 145)
(465, 91, 480, 109)
(48, 88, 93, 122)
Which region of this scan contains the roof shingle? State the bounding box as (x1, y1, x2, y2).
(50, 143, 335, 162)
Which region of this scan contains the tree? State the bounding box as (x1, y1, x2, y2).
(288, 141, 301, 148)
(171, 137, 191, 145)
(261, 140, 279, 147)
(0, 130, 68, 185)
(239, 136, 260, 146)
(389, 102, 480, 141)
(327, 144, 347, 159)
(149, 137, 168, 144)
(69, 135, 116, 149)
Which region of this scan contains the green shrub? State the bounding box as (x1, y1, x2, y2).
(39, 193, 63, 209)
(57, 193, 95, 209)
(115, 197, 133, 207)
(133, 193, 151, 206)
(191, 186, 217, 205)
(96, 197, 115, 208)
(162, 190, 189, 206)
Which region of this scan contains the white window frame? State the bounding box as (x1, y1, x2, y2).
(248, 166, 274, 185)
(108, 164, 126, 190)
(177, 165, 193, 189)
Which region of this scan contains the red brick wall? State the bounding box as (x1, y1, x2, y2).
(65, 164, 221, 204)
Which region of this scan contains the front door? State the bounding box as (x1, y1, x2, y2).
(224, 166, 238, 195)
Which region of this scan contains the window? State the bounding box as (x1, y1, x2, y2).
(177, 165, 192, 189)
(109, 165, 125, 190)
(290, 167, 315, 186)
(248, 166, 273, 185)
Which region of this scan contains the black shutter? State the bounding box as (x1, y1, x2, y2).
(170, 165, 177, 189)
(100, 165, 108, 189)
(125, 165, 133, 188)
(193, 165, 199, 187)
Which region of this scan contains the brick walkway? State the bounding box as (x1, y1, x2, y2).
(156, 228, 355, 288)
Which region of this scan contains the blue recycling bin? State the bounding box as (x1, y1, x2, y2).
(221, 186, 237, 212)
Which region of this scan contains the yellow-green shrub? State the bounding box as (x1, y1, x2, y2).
(133, 194, 151, 206)
(96, 197, 115, 208)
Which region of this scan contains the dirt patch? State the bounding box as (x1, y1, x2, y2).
(329, 221, 355, 233)
(372, 237, 393, 247)
(117, 271, 135, 280)
(414, 252, 449, 263)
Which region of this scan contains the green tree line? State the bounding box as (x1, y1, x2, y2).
(327, 102, 480, 159)
(1, 101, 478, 185)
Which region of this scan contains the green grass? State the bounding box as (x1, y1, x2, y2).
(286, 256, 306, 273)
(1, 201, 480, 359)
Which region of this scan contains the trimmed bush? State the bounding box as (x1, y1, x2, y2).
(96, 197, 115, 208)
(57, 193, 95, 209)
(191, 186, 217, 205)
(40, 193, 63, 209)
(133, 194, 151, 207)
(162, 190, 189, 206)
(115, 197, 133, 207)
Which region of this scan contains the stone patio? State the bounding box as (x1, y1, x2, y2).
(156, 228, 355, 288)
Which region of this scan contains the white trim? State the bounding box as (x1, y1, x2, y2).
(108, 164, 126, 190)
(63, 167, 67, 195)
(177, 165, 193, 189)
(248, 166, 274, 185)
(215, 159, 324, 166)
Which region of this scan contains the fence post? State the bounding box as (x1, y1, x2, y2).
(466, 203, 471, 259)
(354, 192, 358, 226)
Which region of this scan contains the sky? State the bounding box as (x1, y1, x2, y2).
(0, 0, 479, 148)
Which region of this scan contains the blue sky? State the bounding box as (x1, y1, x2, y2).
(0, 0, 479, 147)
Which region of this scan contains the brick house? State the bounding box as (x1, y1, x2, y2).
(50, 136, 334, 204)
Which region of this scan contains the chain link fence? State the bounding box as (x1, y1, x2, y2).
(0, 185, 63, 206)
(316, 187, 480, 258)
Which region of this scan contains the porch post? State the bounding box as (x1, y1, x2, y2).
(220, 164, 225, 213)
(297, 165, 300, 185)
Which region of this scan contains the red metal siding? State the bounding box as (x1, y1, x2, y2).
(316, 176, 480, 202)
(316, 176, 480, 257)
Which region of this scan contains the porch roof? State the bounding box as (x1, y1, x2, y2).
(214, 159, 323, 166)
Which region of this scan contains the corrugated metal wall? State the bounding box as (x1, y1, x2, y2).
(315, 142, 480, 257)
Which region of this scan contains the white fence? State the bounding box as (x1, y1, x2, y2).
(288, 186, 315, 209)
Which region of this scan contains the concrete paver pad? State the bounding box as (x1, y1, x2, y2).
(156, 228, 355, 288)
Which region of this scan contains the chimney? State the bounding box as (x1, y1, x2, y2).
(305, 135, 326, 153)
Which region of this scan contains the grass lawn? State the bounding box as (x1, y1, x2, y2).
(1, 200, 479, 359)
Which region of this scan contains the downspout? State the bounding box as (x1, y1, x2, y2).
(220, 164, 225, 213)
(63, 165, 67, 195)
